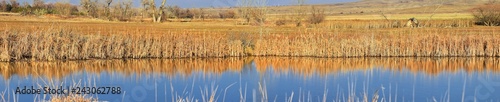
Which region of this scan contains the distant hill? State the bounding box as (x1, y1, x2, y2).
(256, 0, 492, 15)
(195, 0, 492, 21)
(361, 0, 491, 4)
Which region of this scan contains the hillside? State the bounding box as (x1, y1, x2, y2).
(242, 0, 494, 20)
(0, 0, 491, 22)
(263, 0, 491, 15)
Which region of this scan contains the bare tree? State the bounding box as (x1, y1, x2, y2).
(252, 0, 267, 26)
(0, 0, 7, 12)
(33, 0, 44, 8)
(140, 0, 150, 20)
(190, 8, 197, 19)
(10, 0, 19, 11)
(238, 0, 267, 26)
(81, 0, 99, 18)
(114, 0, 132, 21)
(293, 0, 306, 26)
(308, 6, 325, 24)
(191, 8, 202, 20)
(219, 10, 236, 19)
(80, 0, 90, 12)
(54, 0, 72, 16)
(238, 0, 252, 24)
(104, 0, 113, 20)
(9, 0, 18, 6)
(154, 0, 167, 22)
(141, 0, 167, 23)
(472, 4, 500, 26)
(167, 5, 181, 19)
(122, 0, 132, 20)
(199, 8, 206, 21)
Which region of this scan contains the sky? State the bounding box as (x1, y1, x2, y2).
(15, 0, 357, 8)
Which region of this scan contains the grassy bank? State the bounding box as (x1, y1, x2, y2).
(1, 27, 499, 61)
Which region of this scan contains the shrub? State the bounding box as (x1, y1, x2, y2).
(472, 4, 500, 26)
(54, 3, 73, 16)
(34, 9, 48, 16)
(1, 3, 13, 12)
(11, 6, 27, 13)
(9, 0, 19, 12)
(275, 19, 287, 26)
(219, 10, 236, 19)
(308, 6, 325, 24)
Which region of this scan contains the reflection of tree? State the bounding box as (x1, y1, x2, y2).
(0, 57, 499, 80)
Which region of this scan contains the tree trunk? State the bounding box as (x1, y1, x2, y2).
(152, 0, 167, 23)
(157, 0, 166, 22)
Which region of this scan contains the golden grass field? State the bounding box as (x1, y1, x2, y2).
(0, 15, 499, 62)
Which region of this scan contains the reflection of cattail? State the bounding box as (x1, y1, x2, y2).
(0, 57, 499, 80)
(372, 89, 379, 102)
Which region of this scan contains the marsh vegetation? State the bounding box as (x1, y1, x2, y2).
(1, 0, 500, 101)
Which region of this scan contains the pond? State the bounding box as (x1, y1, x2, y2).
(0, 57, 499, 102)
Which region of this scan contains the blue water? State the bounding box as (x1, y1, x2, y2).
(0, 58, 499, 102)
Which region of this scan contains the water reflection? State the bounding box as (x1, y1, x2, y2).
(0, 57, 499, 102)
(1, 57, 499, 80)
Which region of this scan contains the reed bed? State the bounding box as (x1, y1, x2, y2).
(1, 21, 500, 62)
(323, 19, 474, 29)
(0, 28, 499, 62)
(1, 57, 499, 80)
(256, 30, 500, 57)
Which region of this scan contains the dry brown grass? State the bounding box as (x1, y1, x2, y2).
(0, 22, 499, 62)
(1, 16, 500, 62)
(49, 95, 95, 102)
(318, 19, 474, 29)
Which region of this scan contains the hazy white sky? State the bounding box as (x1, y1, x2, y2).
(15, 0, 357, 8)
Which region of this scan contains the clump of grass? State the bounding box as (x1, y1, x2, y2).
(0, 33, 9, 61)
(49, 95, 95, 102)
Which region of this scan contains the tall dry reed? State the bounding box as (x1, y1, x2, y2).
(0, 26, 499, 62)
(323, 19, 474, 29)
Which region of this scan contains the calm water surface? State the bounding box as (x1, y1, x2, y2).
(1, 57, 500, 102)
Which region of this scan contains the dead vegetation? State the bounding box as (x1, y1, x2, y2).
(323, 19, 473, 29)
(472, 4, 500, 26)
(308, 6, 325, 24)
(0, 24, 499, 62)
(49, 95, 95, 102)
